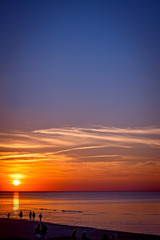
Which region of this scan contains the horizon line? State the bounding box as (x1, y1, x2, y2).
(0, 190, 160, 193)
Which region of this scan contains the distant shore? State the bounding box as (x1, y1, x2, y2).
(0, 218, 159, 240)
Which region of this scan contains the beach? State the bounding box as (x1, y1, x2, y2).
(0, 218, 159, 240)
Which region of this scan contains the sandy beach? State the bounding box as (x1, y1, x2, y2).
(0, 218, 159, 240)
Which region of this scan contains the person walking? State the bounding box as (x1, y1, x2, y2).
(29, 211, 32, 220)
(33, 211, 36, 220)
(19, 210, 23, 219)
(39, 213, 42, 222)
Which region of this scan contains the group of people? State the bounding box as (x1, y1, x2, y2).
(18, 210, 42, 221)
(29, 210, 36, 220)
(72, 230, 112, 240)
(72, 230, 90, 240)
(35, 222, 48, 240)
(6, 212, 113, 240)
(7, 210, 43, 222)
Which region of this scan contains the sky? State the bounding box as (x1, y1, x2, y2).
(0, 0, 160, 191)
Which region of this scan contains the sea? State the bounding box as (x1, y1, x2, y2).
(0, 192, 160, 235)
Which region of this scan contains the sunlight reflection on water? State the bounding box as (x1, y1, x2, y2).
(13, 192, 19, 212)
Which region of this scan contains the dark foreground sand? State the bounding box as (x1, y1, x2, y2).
(0, 218, 159, 240)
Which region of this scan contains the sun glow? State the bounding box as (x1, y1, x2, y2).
(13, 180, 20, 186)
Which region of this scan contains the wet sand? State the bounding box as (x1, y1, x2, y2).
(0, 218, 159, 240)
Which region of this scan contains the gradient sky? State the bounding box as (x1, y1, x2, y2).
(0, 0, 160, 191)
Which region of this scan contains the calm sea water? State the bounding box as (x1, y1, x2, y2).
(0, 192, 160, 235)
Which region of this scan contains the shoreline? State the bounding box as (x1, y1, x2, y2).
(0, 218, 159, 240)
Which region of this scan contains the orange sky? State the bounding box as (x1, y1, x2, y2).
(0, 126, 160, 191)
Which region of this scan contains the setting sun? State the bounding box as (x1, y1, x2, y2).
(13, 180, 20, 186)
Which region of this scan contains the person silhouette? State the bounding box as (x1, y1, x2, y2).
(82, 231, 87, 240)
(72, 229, 78, 240)
(19, 210, 23, 219)
(33, 211, 36, 220)
(41, 222, 48, 240)
(34, 223, 41, 239)
(7, 213, 10, 218)
(29, 211, 32, 220)
(102, 233, 109, 240)
(39, 213, 42, 222)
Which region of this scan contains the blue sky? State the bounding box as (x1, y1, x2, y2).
(0, 0, 160, 130)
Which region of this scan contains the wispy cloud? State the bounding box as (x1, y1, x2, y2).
(1, 126, 160, 174)
(1, 125, 160, 158)
(34, 126, 160, 147)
